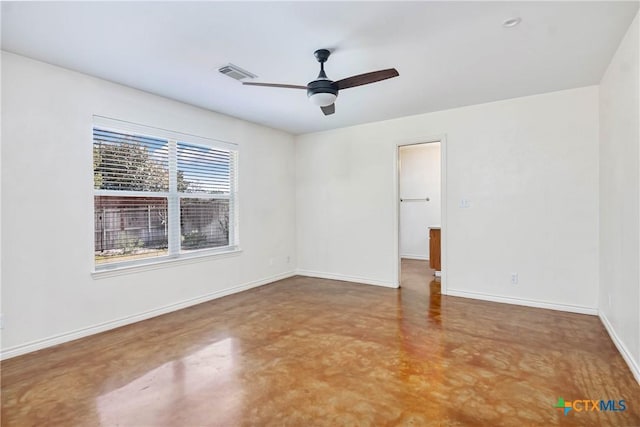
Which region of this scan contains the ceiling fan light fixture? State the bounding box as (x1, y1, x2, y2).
(308, 92, 337, 107)
(307, 78, 338, 107)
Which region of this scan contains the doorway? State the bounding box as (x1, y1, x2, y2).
(395, 138, 446, 293)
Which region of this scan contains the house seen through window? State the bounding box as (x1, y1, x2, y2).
(93, 121, 237, 269)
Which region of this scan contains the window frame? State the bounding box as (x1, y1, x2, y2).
(92, 116, 239, 276)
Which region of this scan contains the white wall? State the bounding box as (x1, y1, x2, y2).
(399, 143, 441, 260)
(0, 40, 3, 336)
(296, 86, 599, 312)
(599, 11, 640, 382)
(1, 52, 296, 357)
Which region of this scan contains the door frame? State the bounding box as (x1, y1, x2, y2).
(393, 135, 447, 293)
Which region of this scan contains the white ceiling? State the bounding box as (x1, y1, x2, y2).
(2, 1, 638, 135)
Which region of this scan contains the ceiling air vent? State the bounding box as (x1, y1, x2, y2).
(218, 64, 257, 81)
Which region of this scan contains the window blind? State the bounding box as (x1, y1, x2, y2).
(177, 141, 232, 194)
(93, 129, 169, 192)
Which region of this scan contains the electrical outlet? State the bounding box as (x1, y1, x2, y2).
(511, 273, 518, 285)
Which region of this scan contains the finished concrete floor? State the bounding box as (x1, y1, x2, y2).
(2, 259, 639, 426)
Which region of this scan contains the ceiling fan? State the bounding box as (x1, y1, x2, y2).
(243, 49, 399, 116)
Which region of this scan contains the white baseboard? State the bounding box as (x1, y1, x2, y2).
(599, 312, 640, 385)
(400, 254, 429, 261)
(0, 271, 296, 360)
(444, 289, 598, 315)
(295, 269, 398, 289)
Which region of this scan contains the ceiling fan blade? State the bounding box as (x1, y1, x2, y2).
(321, 104, 335, 115)
(335, 68, 399, 90)
(242, 82, 307, 90)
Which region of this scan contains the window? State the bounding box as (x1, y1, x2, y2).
(93, 118, 237, 270)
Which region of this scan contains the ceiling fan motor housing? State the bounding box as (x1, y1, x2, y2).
(307, 79, 338, 98)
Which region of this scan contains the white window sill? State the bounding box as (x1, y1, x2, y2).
(91, 247, 242, 279)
